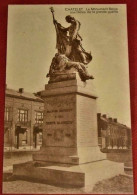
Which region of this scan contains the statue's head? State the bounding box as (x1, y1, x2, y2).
(65, 15, 75, 23)
(55, 53, 59, 58)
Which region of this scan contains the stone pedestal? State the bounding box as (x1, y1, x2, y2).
(33, 73, 105, 164)
(13, 74, 125, 188)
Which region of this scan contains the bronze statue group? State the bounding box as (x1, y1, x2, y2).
(47, 7, 94, 82)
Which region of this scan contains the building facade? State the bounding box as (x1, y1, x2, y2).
(4, 87, 44, 151)
(97, 113, 131, 150)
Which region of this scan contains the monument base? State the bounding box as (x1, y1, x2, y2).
(33, 75, 105, 165)
(13, 160, 124, 189)
(33, 146, 106, 165)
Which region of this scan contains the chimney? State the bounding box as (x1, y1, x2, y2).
(102, 114, 107, 118)
(108, 117, 112, 122)
(19, 88, 24, 93)
(114, 118, 117, 123)
(97, 113, 101, 118)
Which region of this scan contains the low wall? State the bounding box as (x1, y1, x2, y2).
(107, 150, 132, 163)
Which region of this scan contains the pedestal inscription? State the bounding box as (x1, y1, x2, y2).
(42, 94, 76, 147)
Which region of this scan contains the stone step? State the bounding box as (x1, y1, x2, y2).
(13, 159, 124, 190)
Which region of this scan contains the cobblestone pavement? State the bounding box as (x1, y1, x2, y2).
(92, 174, 134, 194)
(3, 174, 133, 194)
(3, 179, 85, 194)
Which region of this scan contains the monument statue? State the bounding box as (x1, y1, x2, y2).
(47, 7, 94, 82)
(12, 6, 129, 190)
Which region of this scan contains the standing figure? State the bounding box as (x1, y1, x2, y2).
(50, 8, 92, 65)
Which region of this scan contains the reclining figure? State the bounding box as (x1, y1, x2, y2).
(47, 53, 94, 82)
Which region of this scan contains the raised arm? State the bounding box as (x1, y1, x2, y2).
(50, 7, 56, 24)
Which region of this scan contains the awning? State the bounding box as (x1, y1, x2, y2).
(4, 127, 9, 134)
(15, 126, 27, 134)
(33, 126, 43, 134)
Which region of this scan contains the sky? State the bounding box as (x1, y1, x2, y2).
(6, 4, 131, 126)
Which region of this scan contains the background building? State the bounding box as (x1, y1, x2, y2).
(4, 86, 44, 151)
(4, 86, 131, 152)
(97, 113, 131, 151)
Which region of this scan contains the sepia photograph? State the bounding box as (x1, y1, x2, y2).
(2, 4, 134, 194)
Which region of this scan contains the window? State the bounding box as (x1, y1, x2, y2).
(5, 107, 11, 121)
(18, 109, 28, 122)
(35, 111, 43, 124)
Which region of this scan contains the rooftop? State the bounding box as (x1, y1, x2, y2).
(97, 113, 130, 130)
(5, 87, 44, 102)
